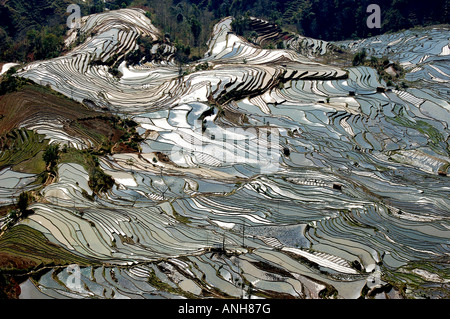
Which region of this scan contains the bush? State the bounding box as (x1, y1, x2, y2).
(42, 144, 60, 168)
(352, 49, 367, 66)
(89, 166, 115, 194)
(7, 210, 17, 220)
(277, 41, 285, 49)
(0, 69, 28, 96)
(17, 192, 30, 213)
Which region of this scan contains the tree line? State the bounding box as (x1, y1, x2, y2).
(1, 0, 448, 63)
(0, 0, 132, 62)
(121, 0, 450, 62)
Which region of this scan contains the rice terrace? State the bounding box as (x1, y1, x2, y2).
(0, 0, 449, 301)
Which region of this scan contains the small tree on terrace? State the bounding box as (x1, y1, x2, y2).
(17, 191, 30, 214)
(352, 49, 367, 66)
(43, 144, 60, 169)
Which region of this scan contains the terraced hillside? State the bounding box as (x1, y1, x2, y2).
(1, 8, 449, 299)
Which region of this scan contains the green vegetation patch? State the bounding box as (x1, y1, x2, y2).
(387, 112, 445, 146)
(382, 258, 450, 299)
(352, 51, 407, 86)
(59, 147, 96, 169)
(0, 68, 29, 96)
(0, 225, 98, 273)
(0, 128, 49, 174)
